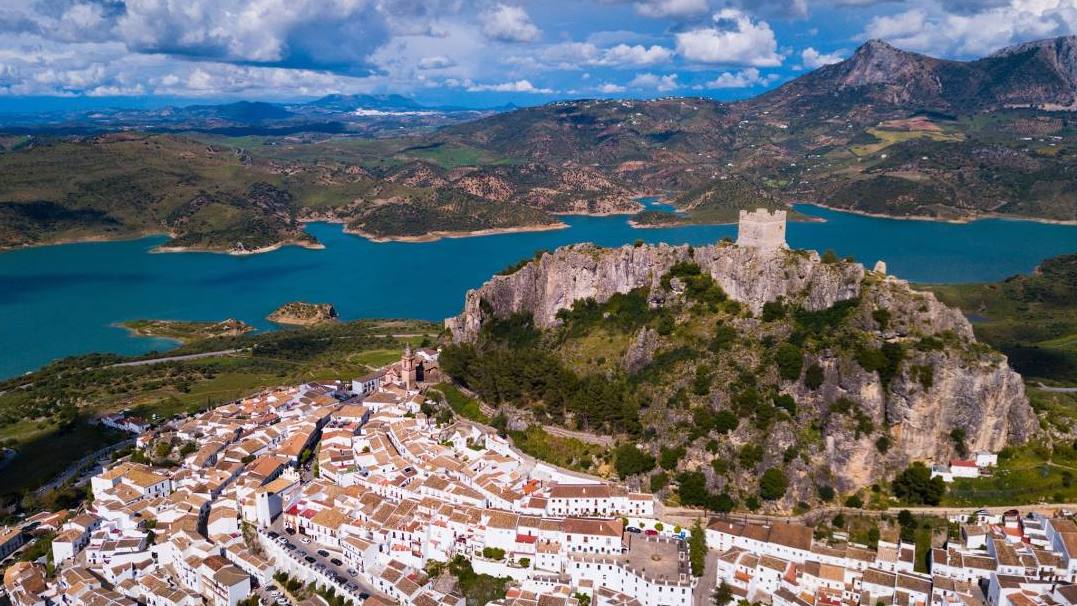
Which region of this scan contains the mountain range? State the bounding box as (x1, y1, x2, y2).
(0, 36, 1074, 252)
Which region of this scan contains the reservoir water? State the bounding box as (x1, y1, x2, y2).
(1, 202, 1075, 378)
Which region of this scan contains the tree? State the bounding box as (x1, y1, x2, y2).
(659, 446, 686, 471)
(892, 463, 946, 505)
(154, 441, 172, 459)
(831, 513, 846, 528)
(689, 520, 707, 577)
(817, 485, 835, 502)
(712, 583, 734, 606)
(822, 249, 839, 264)
(950, 428, 968, 458)
(759, 468, 788, 500)
(614, 444, 656, 478)
(845, 495, 864, 508)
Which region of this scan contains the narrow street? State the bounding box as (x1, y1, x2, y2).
(693, 549, 720, 606)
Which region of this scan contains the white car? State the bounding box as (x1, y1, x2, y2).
(301, 537, 312, 544)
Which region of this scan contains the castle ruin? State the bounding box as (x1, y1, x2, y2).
(736, 208, 787, 249)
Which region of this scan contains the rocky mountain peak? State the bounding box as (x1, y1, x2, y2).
(990, 35, 1077, 85)
(838, 39, 935, 88)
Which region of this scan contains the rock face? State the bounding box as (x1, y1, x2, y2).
(445, 242, 864, 342)
(267, 302, 339, 326)
(445, 239, 1038, 503)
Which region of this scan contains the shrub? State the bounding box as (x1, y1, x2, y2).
(761, 301, 786, 322)
(817, 485, 835, 502)
(738, 443, 763, 469)
(875, 435, 892, 453)
(832, 513, 846, 528)
(822, 249, 839, 264)
(614, 444, 656, 478)
(774, 394, 797, 416)
(759, 468, 788, 500)
(804, 363, 825, 390)
(650, 472, 669, 492)
(845, 495, 864, 508)
(659, 446, 686, 470)
(776, 344, 804, 381)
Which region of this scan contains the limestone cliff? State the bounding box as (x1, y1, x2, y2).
(443, 240, 1037, 508)
(446, 242, 864, 342)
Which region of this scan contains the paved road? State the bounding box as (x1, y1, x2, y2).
(268, 517, 381, 600)
(110, 348, 246, 367)
(35, 438, 134, 495)
(1036, 382, 1077, 393)
(693, 549, 719, 606)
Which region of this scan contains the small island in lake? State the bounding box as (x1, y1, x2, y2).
(119, 318, 253, 343)
(267, 302, 339, 326)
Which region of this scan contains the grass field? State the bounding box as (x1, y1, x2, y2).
(508, 426, 609, 475)
(850, 127, 964, 157)
(943, 445, 1077, 506)
(433, 382, 490, 424)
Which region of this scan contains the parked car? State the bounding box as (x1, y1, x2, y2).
(317, 549, 330, 557)
(268, 531, 280, 539)
(331, 558, 343, 566)
(301, 537, 312, 544)
(626, 527, 641, 534)
(347, 569, 358, 576)
(284, 543, 296, 550)
(644, 529, 658, 536)
(358, 593, 370, 601)
(305, 556, 316, 564)
(285, 528, 296, 535)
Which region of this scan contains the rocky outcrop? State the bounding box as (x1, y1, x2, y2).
(445, 242, 864, 342)
(267, 302, 339, 326)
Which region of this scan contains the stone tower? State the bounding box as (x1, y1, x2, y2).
(401, 343, 417, 391)
(736, 208, 787, 250)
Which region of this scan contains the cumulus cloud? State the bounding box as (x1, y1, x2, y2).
(598, 82, 627, 93)
(599, 44, 674, 66)
(861, 1, 1077, 57)
(628, 72, 679, 91)
(466, 79, 553, 93)
(480, 4, 541, 43)
(675, 8, 783, 67)
(635, 0, 711, 18)
(800, 47, 845, 69)
(696, 67, 778, 88)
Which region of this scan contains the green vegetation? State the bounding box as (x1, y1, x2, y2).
(892, 463, 946, 505)
(614, 443, 656, 478)
(432, 383, 490, 424)
(924, 254, 1077, 383)
(688, 520, 706, 577)
(508, 426, 608, 474)
(119, 319, 254, 343)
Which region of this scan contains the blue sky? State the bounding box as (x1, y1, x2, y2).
(0, 0, 1074, 111)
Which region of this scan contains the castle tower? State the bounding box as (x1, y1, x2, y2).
(401, 343, 417, 391)
(736, 208, 787, 250)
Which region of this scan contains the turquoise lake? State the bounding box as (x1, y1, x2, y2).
(1, 203, 1075, 378)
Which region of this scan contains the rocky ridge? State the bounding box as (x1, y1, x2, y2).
(444, 241, 1037, 508)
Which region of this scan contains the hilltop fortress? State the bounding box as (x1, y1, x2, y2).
(736, 208, 787, 249)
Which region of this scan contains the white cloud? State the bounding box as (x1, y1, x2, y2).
(480, 4, 541, 43)
(696, 67, 779, 88)
(861, 1, 1077, 58)
(800, 47, 845, 69)
(628, 72, 679, 91)
(466, 79, 553, 93)
(675, 8, 783, 67)
(598, 82, 627, 93)
(417, 55, 456, 70)
(599, 44, 674, 66)
(635, 0, 710, 18)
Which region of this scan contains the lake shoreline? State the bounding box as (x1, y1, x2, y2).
(804, 201, 1077, 226)
(343, 222, 570, 243)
